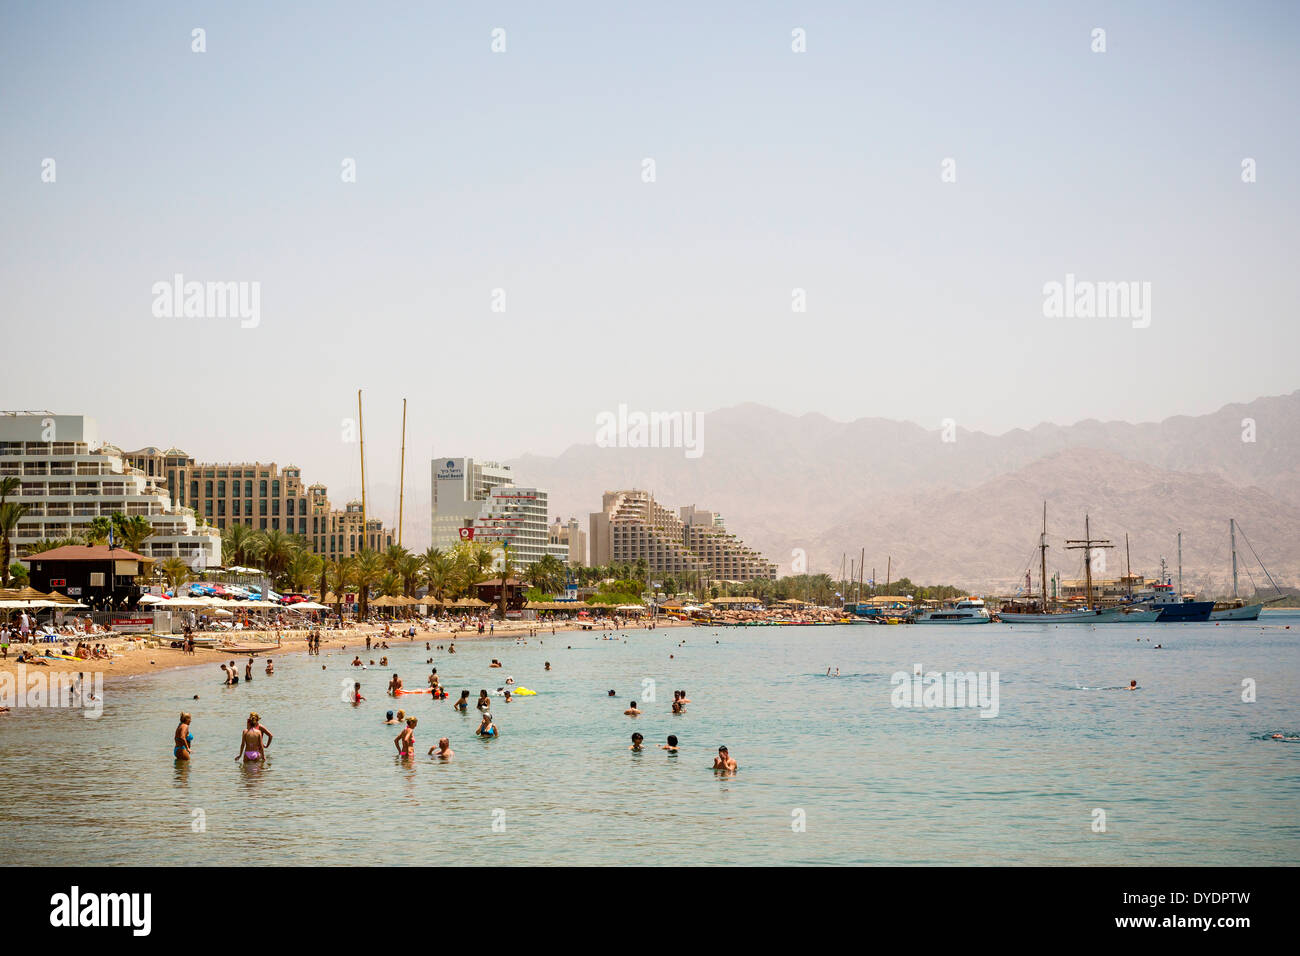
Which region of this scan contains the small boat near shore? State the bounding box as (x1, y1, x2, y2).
(913, 598, 991, 624)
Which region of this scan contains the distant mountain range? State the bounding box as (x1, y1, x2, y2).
(507, 391, 1300, 594)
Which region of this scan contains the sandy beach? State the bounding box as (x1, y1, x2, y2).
(0, 616, 692, 682)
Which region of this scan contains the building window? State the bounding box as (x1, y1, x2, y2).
(259, 480, 268, 498)
(217, 480, 225, 498)
(244, 481, 252, 498)
(204, 480, 213, 497)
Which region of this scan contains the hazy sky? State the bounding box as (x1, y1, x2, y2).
(3, 1, 1298, 527)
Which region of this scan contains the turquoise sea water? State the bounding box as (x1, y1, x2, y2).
(2, 614, 1298, 866)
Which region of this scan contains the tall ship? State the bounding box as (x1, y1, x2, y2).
(998, 507, 1160, 623)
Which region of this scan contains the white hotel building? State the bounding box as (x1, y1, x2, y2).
(0, 412, 221, 566)
(430, 456, 567, 569)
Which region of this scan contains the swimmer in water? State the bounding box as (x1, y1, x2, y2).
(454, 690, 470, 711)
(429, 737, 454, 759)
(476, 690, 491, 711)
(395, 716, 417, 757)
(384, 710, 397, 724)
(624, 701, 641, 716)
(265, 658, 274, 675)
(660, 734, 678, 753)
(712, 745, 737, 773)
(1271, 733, 1300, 741)
(238, 713, 271, 762)
(388, 673, 402, 695)
(174, 712, 194, 761)
(351, 656, 362, 667)
(476, 712, 498, 737)
(352, 681, 365, 704)
(1128, 679, 1138, 691)
(630, 732, 644, 751)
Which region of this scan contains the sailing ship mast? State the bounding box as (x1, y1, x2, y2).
(1125, 533, 1133, 601)
(1229, 518, 1238, 599)
(1039, 501, 1049, 611)
(1065, 515, 1113, 609)
(397, 398, 407, 548)
(357, 389, 367, 550)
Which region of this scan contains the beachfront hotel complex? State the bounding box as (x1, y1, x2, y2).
(123, 448, 394, 559)
(0, 412, 221, 566)
(589, 490, 777, 582)
(430, 457, 568, 569)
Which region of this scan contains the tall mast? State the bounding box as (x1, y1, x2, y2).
(357, 389, 367, 551)
(398, 398, 407, 548)
(1229, 518, 1239, 598)
(1125, 533, 1132, 600)
(885, 555, 891, 593)
(1177, 531, 1183, 596)
(1066, 514, 1113, 609)
(859, 547, 865, 600)
(1040, 501, 1048, 611)
(849, 559, 855, 602)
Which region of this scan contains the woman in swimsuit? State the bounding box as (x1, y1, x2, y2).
(476, 690, 491, 711)
(395, 716, 417, 757)
(237, 712, 272, 762)
(454, 690, 470, 711)
(174, 712, 194, 761)
(476, 712, 498, 738)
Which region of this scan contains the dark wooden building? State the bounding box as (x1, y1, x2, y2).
(23, 545, 153, 610)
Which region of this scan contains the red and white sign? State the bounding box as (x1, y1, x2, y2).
(458, 527, 475, 540)
(111, 616, 154, 633)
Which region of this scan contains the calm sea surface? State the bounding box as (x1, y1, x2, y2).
(2, 614, 1298, 866)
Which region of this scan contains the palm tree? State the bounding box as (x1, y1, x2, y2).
(351, 549, 385, 618)
(85, 515, 113, 546)
(327, 557, 355, 612)
(0, 476, 29, 588)
(378, 570, 402, 598)
(118, 515, 155, 554)
(424, 550, 456, 601)
(222, 522, 258, 568)
(254, 529, 297, 586)
(23, 537, 81, 555)
(160, 556, 191, 590)
(287, 550, 323, 594)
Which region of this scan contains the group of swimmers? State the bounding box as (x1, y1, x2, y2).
(171, 710, 272, 763)
(220, 657, 274, 685)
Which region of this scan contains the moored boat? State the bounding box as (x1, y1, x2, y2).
(913, 598, 991, 624)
